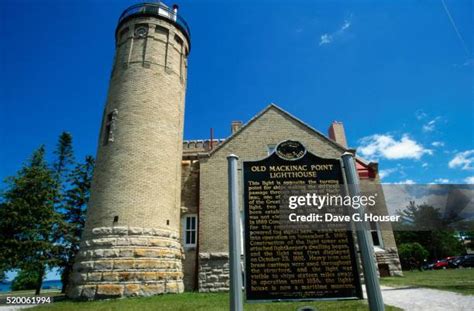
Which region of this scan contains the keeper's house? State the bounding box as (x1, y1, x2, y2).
(180, 104, 403, 292)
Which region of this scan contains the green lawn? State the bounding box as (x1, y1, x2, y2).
(380, 268, 474, 295)
(13, 292, 402, 311)
(0, 289, 62, 299)
(7, 269, 473, 310)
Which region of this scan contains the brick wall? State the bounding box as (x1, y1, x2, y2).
(181, 160, 200, 290)
(197, 105, 402, 290)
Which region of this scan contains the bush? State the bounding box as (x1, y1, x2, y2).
(11, 269, 41, 291)
(398, 242, 429, 270)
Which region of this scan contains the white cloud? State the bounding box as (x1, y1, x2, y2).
(394, 179, 416, 185)
(379, 168, 397, 179)
(319, 15, 352, 46)
(449, 150, 474, 170)
(415, 110, 427, 120)
(464, 176, 474, 184)
(319, 34, 332, 45)
(422, 117, 441, 133)
(422, 163, 429, 168)
(422, 120, 436, 132)
(358, 134, 432, 161)
(433, 178, 450, 184)
(341, 19, 351, 31)
(431, 141, 445, 147)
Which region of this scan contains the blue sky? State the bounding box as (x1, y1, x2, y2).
(0, 0, 472, 281)
(1, 0, 473, 184)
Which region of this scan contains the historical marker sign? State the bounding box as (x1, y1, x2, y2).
(243, 141, 362, 301)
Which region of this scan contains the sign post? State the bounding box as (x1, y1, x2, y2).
(341, 152, 385, 311)
(227, 154, 244, 311)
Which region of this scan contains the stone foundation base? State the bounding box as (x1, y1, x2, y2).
(198, 252, 230, 292)
(375, 247, 403, 277)
(197, 248, 402, 292)
(67, 226, 184, 300)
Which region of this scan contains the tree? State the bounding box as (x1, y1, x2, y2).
(59, 156, 94, 293)
(398, 242, 429, 270)
(51, 131, 75, 239)
(11, 269, 41, 291)
(0, 146, 62, 294)
(394, 201, 464, 260)
(50, 132, 77, 292)
(0, 266, 6, 283)
(52, 132, 75, 184)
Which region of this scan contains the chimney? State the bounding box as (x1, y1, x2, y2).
(328, 121, 348, 148)
(231, 121, 243, 134)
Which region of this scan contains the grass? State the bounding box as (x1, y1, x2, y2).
(4, 269, 472, 310)
(0, 292, 400, 311)
(0, 289, 62, 299)
(380, 268, 474, 295)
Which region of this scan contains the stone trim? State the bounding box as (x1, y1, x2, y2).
(198, 252, 230, 292)
(375, 247, 403, 277)
(196, 248, 402, 293)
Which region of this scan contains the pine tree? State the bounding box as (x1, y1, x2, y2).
(59, 156, 94, 293)
(0, 146, 62, 295)
(0, 265, 6, 283)
(395, 201, 465, 260)
(52, 132, 75, 184)
(50, 132, 76, 292)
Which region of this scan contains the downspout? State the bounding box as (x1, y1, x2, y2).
(194, 160, 201, 291)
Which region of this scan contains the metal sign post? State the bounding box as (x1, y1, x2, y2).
(227, 154, 243, 311)
(341, 152, 385, 311)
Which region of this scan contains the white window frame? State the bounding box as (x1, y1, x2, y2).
(370, 221, 383, 248)
(182, 214, 197, 248)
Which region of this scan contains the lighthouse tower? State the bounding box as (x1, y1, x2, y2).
(68, 2, 190, 299)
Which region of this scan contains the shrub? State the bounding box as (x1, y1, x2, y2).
(398, 242, 429, 270)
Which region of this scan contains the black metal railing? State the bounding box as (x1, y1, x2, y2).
(118, 2, 191, 40)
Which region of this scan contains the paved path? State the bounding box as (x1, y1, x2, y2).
(379, 286, 474, 311)
(0, 306, 34, 311)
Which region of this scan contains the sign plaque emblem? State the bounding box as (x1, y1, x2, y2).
(276, 140, 306, 160)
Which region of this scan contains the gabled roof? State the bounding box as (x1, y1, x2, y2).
(209, 103, 350, 156)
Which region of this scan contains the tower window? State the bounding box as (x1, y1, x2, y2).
(370, 221, 383, 247)
(103, 109, 118, 145)
(134, 24, 148, 38)
(174, 34, 183, 46)
(119, 27, 129, 41)
(183, 214, 197, 248)
(155, 25, 168, 34)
